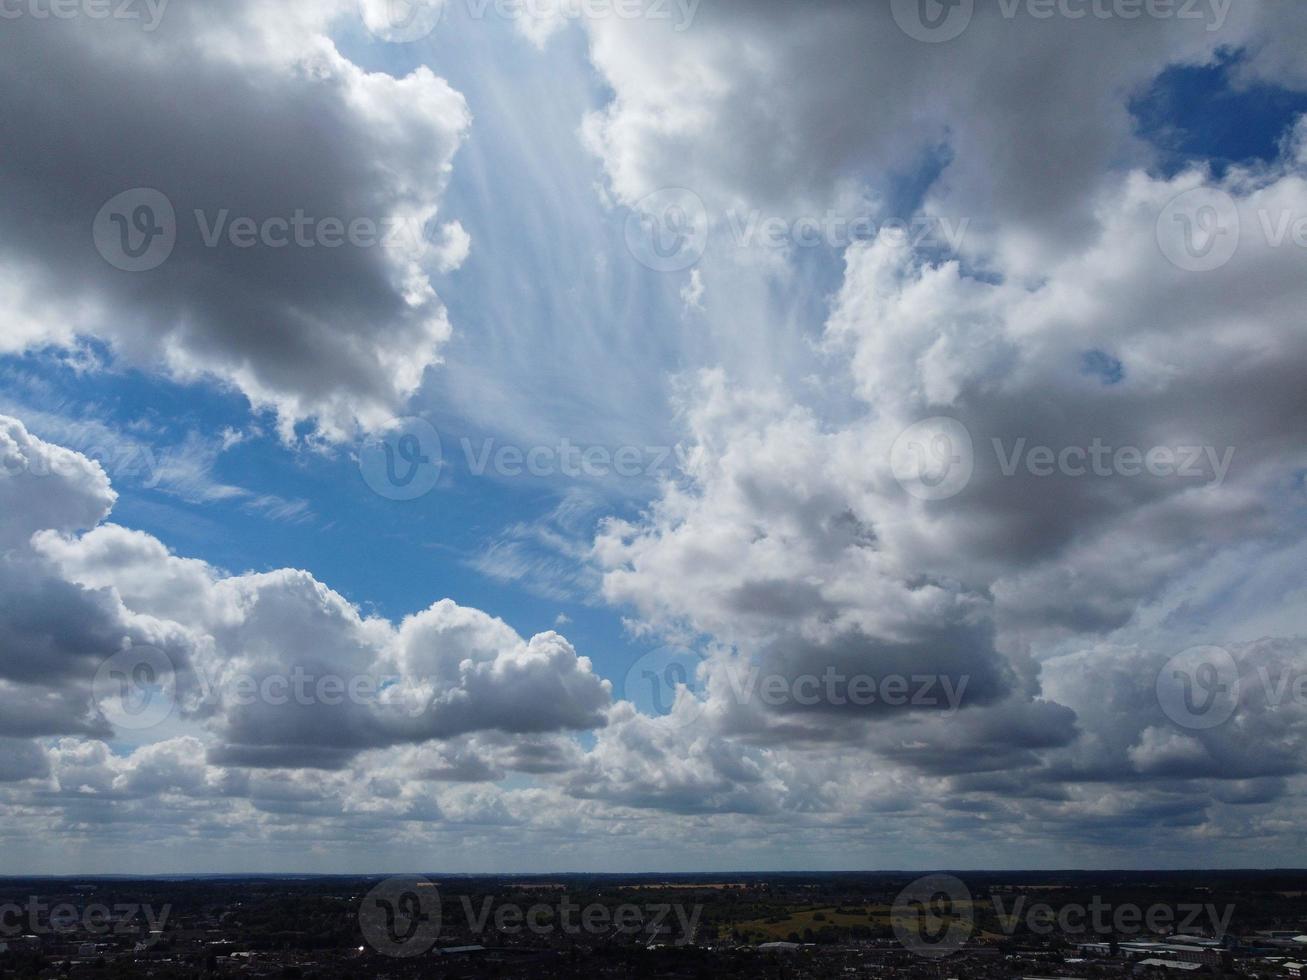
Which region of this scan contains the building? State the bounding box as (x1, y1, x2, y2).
(1134, 957, 1203, 973)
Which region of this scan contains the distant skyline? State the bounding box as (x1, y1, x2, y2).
(1, 1, 1307, 874)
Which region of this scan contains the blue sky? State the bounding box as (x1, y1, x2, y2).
(1, 10, 683, 683)
(2, 0, 1307, 873)
(0, 4, 861, 695)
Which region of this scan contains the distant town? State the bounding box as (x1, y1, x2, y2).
(1, 870, 1305, 978)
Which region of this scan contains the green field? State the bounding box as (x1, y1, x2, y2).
(724, 902, 995, 945)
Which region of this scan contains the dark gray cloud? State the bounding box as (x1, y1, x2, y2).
(0, 0, 468, 439)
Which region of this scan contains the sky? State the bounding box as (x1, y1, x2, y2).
(0, 0, 1306, 874)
